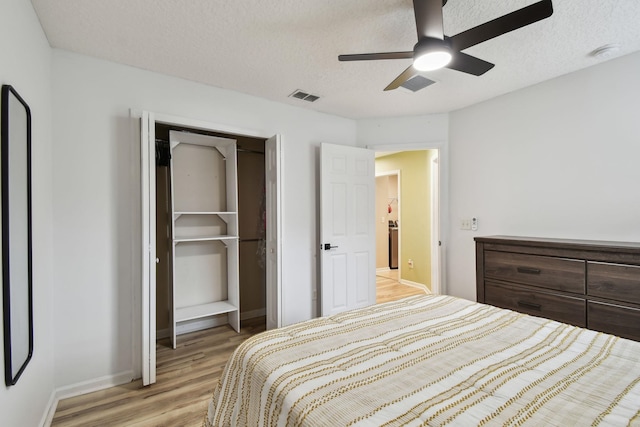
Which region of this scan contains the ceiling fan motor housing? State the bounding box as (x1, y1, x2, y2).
(413, 37, 452, 71)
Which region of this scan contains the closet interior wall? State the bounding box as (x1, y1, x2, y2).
(154, 123, 266, 340)
(236, 139, 266, 317)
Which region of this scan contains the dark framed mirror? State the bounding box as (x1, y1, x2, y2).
(1, 84, 33, 386)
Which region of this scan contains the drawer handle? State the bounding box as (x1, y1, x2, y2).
(517, 266, 541, 275)
(517, 300, 542, 311)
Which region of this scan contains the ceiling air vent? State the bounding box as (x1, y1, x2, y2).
(289, 90, 320, 102)
(400, 75, 436, 92)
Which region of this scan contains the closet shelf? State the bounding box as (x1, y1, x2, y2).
(175, 301, 238, 323)
(174, 211, 237, 216)
(173, 235, 238, 243)
(173, 211, 237, 220)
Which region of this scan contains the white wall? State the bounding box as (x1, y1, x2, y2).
(357, 114, 449, 146)
(448, 52, 640, 300)
(0, 1, 55, 426)
(50, 50, 356, 388)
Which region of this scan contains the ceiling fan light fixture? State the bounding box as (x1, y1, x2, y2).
(413, 51, 452, 71)
(412, 38, 452, 72)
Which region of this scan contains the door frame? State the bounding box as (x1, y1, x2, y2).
(367, 142, 447, 295)
(139, 111, 281, 384)
(430, 154, 440, 294)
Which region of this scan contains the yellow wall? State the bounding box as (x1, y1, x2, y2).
(375, 151, 432, 289)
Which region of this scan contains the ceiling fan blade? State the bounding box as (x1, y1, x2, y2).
(449, 0, 553, 51)
(384, 66, 418, 91)
(446, 52, 495, 76)
(413, 0, 445, 40)
(339, 51, 413, 62)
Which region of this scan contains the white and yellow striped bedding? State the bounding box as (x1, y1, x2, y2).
(205, 295, 640, 426)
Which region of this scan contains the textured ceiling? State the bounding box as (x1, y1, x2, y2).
(30, 0, 640, 119)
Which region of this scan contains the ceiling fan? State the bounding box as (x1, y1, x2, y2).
(338, 0, 554, 91)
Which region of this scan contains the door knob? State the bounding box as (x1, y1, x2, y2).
(323, 243, 338, 250)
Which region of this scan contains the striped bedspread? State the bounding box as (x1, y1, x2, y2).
(205, 295, 640, 426)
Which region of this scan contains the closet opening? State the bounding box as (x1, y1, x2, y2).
(154, 123, 267, 348)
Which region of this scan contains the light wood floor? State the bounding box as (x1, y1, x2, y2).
(51, 274, 427, 426)
(375, 269, 428, 303)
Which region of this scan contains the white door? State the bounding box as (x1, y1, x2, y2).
(265, 135, 282, 330)
(320, 143, 376, 316)
(140, 111, 157, 385)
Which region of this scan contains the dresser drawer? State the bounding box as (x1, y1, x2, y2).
(484, 250, 585, 294)
(485, 281, 586, 327)
(587, 262, 640, 305)
(588, 300, 640, 341)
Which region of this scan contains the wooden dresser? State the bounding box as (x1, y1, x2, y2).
(475, 236, 640, 342)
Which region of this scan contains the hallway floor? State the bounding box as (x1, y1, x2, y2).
(376, 269, 429, 304)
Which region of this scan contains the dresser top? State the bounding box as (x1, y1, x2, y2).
(474, 235, 640, 254)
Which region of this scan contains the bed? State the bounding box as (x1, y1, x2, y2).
(205, 295, 640, 426)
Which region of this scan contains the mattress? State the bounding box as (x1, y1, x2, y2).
(205, 295, 640, 426)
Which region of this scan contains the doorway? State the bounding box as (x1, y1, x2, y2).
(373, 149, 441, 295)
(140, 111, 281, 385)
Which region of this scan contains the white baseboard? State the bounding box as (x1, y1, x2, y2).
(156, 308, 266, 339)
(156, 316, 228, 339)
(241, 308, 265, 320)
(40, 389, 58, 427)
(55, 370, 136, 401)
(400, 279, 431, 294)
(176, 316, 227, 336)
(41, 370, 135, 427)
(376, 267, 391, 273)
